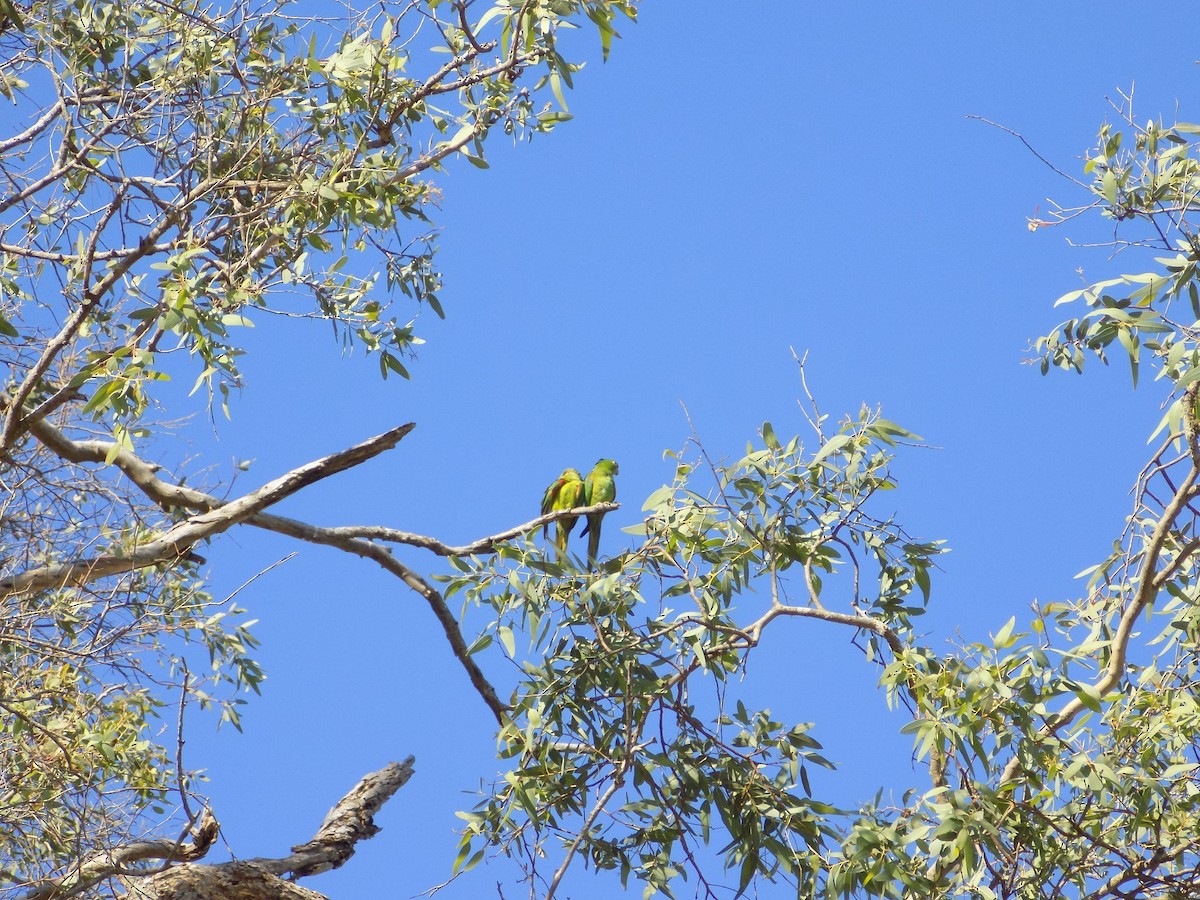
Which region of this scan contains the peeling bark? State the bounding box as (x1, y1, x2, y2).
(20, 760, 414, 900)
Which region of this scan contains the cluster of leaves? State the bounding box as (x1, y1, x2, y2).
(446, 409, 943, 897)
(1037, 118, 1200, 392)
(0, 0, 636, 432)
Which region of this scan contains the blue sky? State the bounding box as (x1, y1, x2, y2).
(177, 5, 1199, 897)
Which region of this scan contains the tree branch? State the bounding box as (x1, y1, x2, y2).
(543, 777, 623, 900)
(316, 502, 619, 556)
(1000, 385, 1200, 785)
(0, 423, 416, 600)
(248, 511, 509, 722)
(17, 807, 220, 900)
(24, 759, 416, 900)
(263, 757, 416, 878)
(16, 412, 509, 720)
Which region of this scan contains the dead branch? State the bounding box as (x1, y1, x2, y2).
(18, 759, 415, 900)
(0, 423, 416, 601)
(17, 807, 219, 900)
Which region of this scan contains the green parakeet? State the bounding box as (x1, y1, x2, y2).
(540, 468, 586, 552)
(581, 458, 619, 568)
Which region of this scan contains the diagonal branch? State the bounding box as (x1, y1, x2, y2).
(0, 206, 180, 452)
(246, 509, 509, 722)
(0, 423, 415, 601)
(261, 757, 416, 878)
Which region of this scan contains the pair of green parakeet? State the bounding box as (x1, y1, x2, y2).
(540, 459, 619, 566)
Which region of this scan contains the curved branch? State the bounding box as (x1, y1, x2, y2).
(742, 604, 945, 787)
(747, 603, 906, 657)
(254, 510, 509, 722)
(1000, 385, 1200, 785)
(1082, 833, 1200, 900)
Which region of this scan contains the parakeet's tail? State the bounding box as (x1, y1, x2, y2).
(586, 515, 601, 569)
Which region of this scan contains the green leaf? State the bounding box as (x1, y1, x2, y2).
(466, 633, 492, 655)
(810, 434, 850, 466)
(1073, 681, 1103, 713)
(549, 70, 568, 111)
(914, 564, 931, 602)
(761, 420, 780, 450)
(992, 616, 1017, 649)
(1101, 170, 1118, 203)
(380, 351, 410, 379)
(870, 417, 920, 443)
(736, 851, 757, 897)
(641, 485, 673, 512)
(1054, 289, 1087, 307)
(1148, 397, 1183, 444)
(498, 625, 516, 658)
(452, 841, 485, 875)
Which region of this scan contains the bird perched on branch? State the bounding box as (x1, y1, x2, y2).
(581, 459, 618, 569)
(540, 468, 586, 553)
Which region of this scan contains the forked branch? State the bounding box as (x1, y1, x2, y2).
(0, 423, 416, 601)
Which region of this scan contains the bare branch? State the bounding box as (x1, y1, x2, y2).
(744, 603, 906, 657)
(0, 423, 416, 600)
(19, 759, 415, 900)
(322, 502, 619, 556)
(543, 777, 623, 900)
(248, 514, 510, 723)
(270, 757, 417, 878)
(966, 115, 1089, 188)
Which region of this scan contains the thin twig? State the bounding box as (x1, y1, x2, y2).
(966, 115, 1088, 187)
